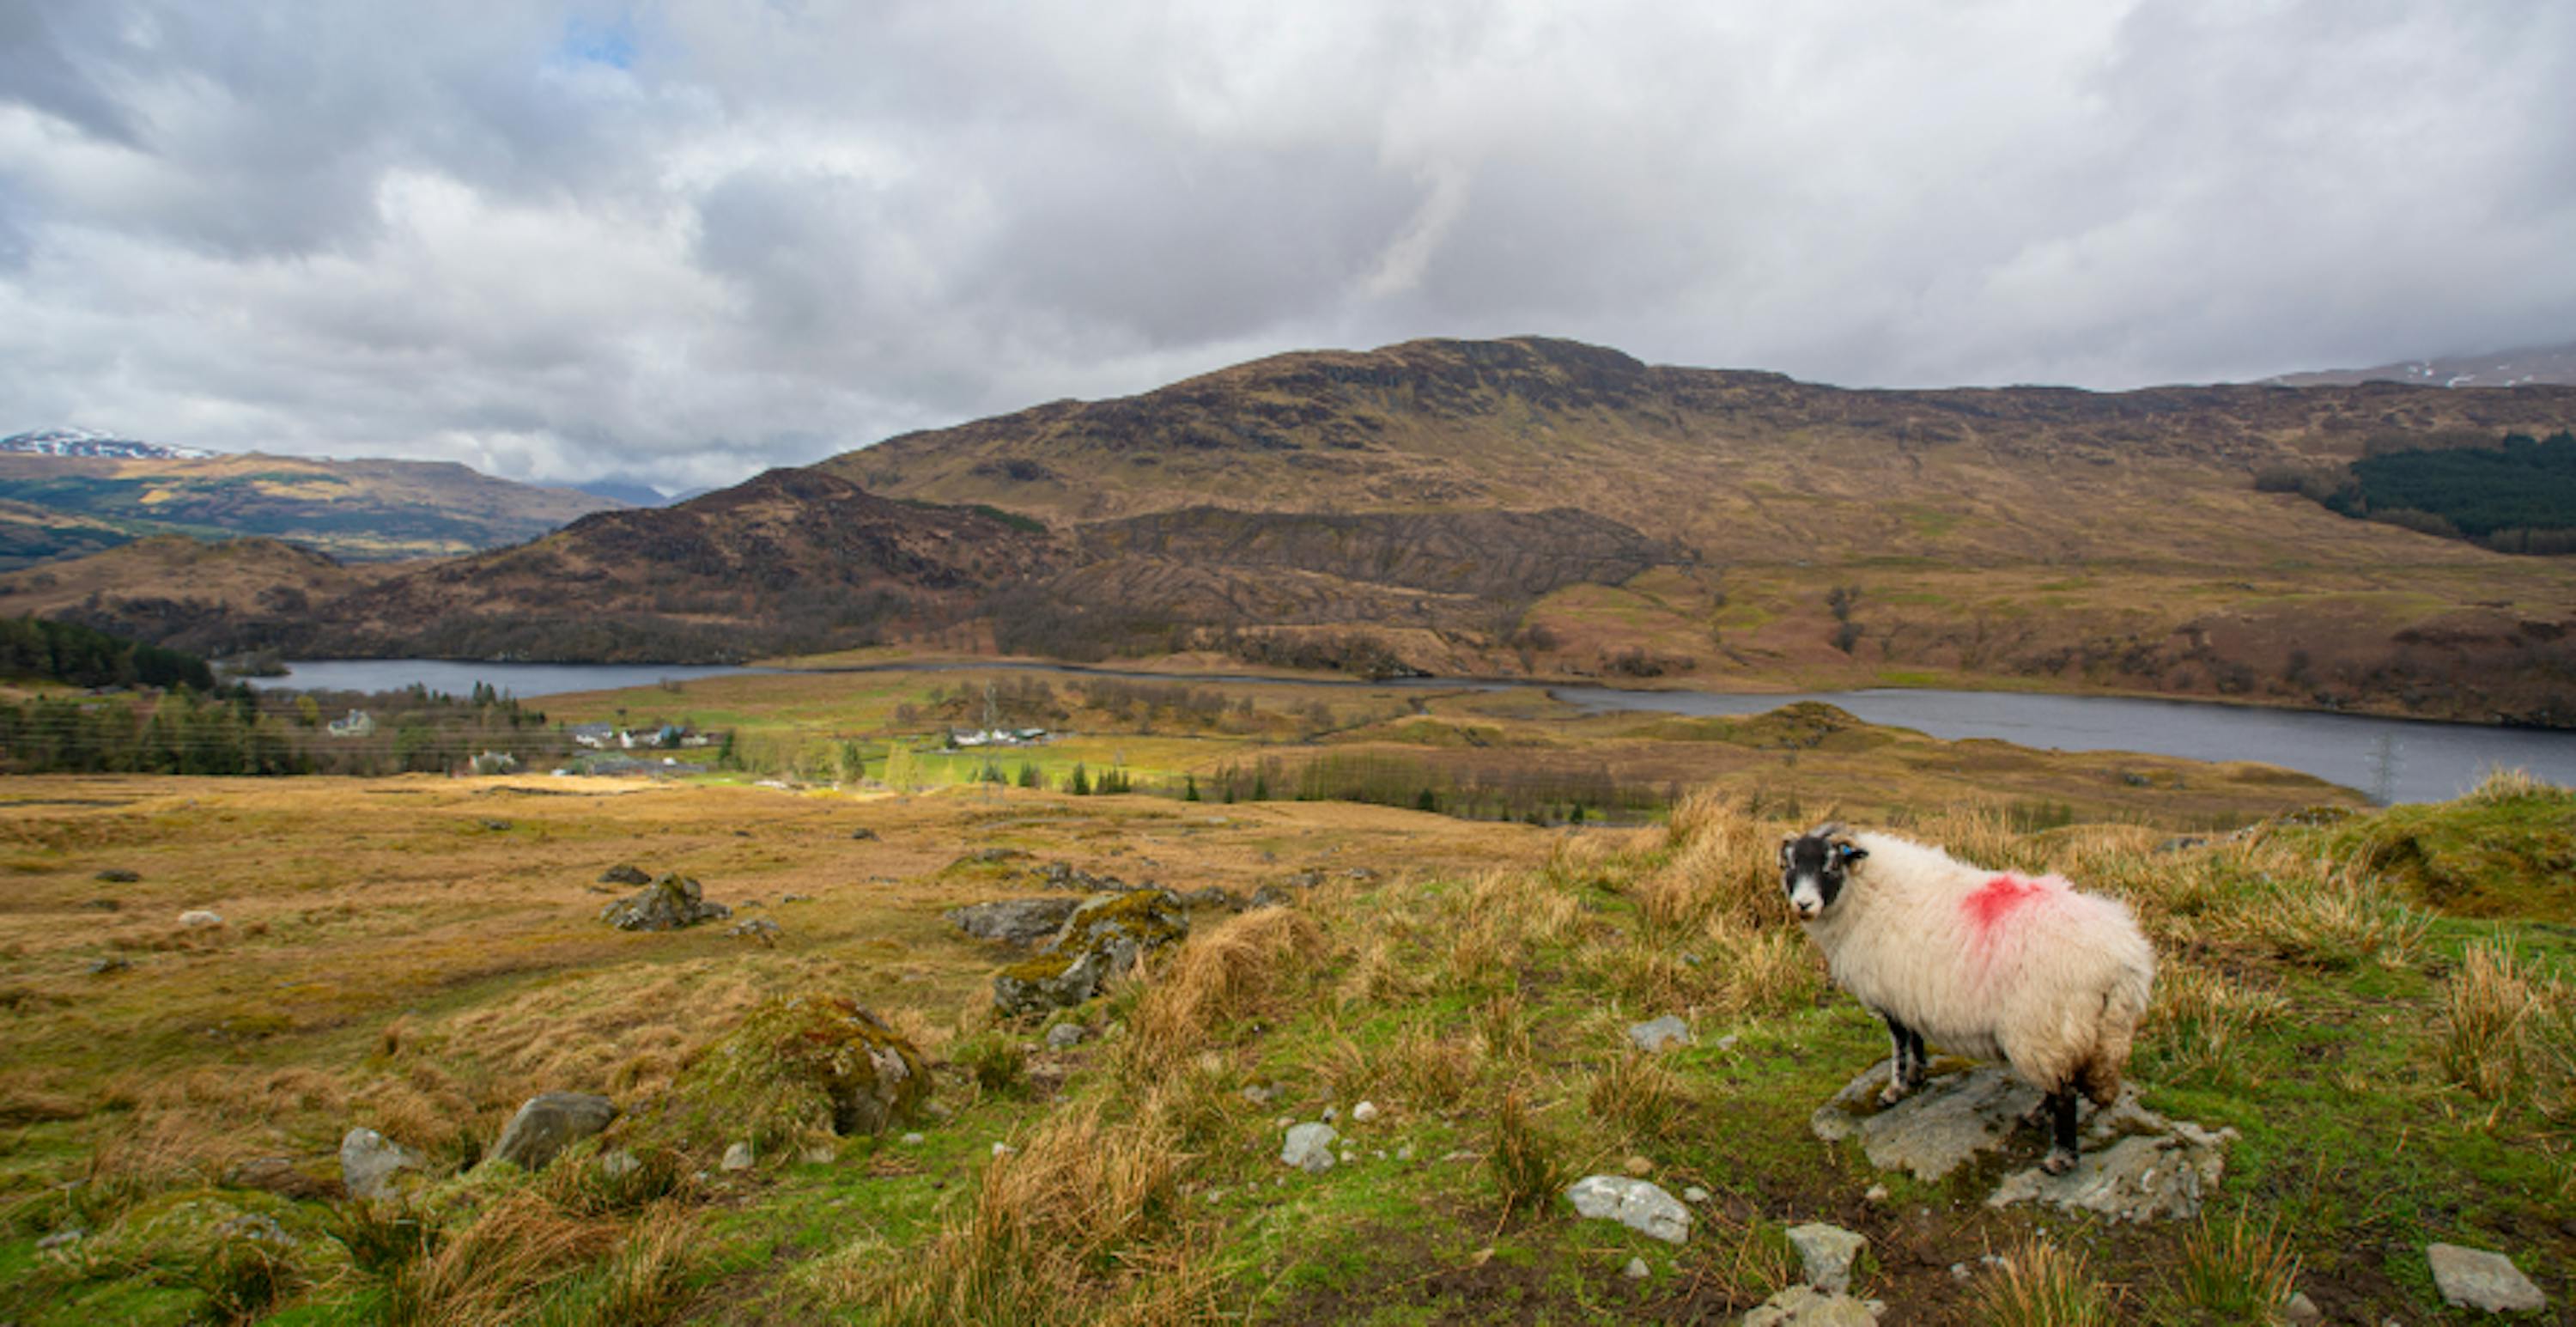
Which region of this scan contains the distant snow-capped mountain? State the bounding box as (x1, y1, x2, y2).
(1, 428, 217, 460)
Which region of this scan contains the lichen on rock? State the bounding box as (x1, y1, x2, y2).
(661, 995, 930, 1151)
(991, 889, 1188, 1018)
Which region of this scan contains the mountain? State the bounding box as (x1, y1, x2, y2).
(2265, 338, 2576, 388)
(298, 468, 1056, 661)
(15, 337, 2576, 723)
(0, 427, 216, 460)
(0, 449, 625, 564)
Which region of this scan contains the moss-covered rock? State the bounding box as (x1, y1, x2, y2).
(993, 889, 1188, 1018)
(659, 995, 930, 1153)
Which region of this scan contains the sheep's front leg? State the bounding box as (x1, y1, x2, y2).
(2039, 1091, 2081, 1174)
(1877, 1014, 1923, 1105)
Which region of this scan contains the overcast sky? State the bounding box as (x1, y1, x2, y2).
(2, 1, 2570, 493)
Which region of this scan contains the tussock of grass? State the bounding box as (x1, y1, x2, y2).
(2439, 938, 2552, 1101)
(1586, 1051, 1694, 1143)
(1488, 1091, 1571, 1225)
(2171, 1205, 2301, 1323)
(1975, 1238, 2117, 1327)
(834, 1099, 1190, 1325)
(1126, 904, 1323, 1072)
(2142, 959, 2290, 1084)
(386, 1189, 621, 1327)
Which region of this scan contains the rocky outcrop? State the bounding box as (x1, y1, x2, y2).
(991, 890, 1188, 1018)
(667, 995, 930, 1145)
(599, 874, 732, 931)
(339, 1127, 422, 1201)
(1564, 1176, 1691, 1244)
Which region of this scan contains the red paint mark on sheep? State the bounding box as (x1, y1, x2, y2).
(1964, 874, 2049, 935)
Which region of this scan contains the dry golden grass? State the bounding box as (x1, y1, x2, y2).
(1126, 904, 1323, 1071)
(1585, 1051, 1694, 1144)
(834, 1098, 1189, 1325)
(2439, 939, 2552, 1101)
(1975, 1238, 2117, 1327)
(2142, 959, 2290, 1085)
(2469, 764, 2555, 803)
(2173, 1204, 2302, 1320)
(388, 1188, 621, 1327)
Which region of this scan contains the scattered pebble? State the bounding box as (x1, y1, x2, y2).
(179, 909, 224, 928)
(1045, 1023, 1087, 1050)
(992, 1142, 1016, 1158)
(36, 1230, 82, 1251)
(1396, 1145, 1416, 1162)
(1950, 1263, 1971, 1283)
(88, 957, 132, 976)
(901, 1132, 926, 1146)
(1240, 1085, 1276, 1106)
(1622, 1155, 1654, 1177)
(720, 1142, 754, 1172)
(1682, 1186, 1710, 1204)
(1623, 1257, 1649, 1280)
(1322, 1105, 1340, 1123)
(1864, 1183, 1890, 1203)
(1352, 1099, 1380, 1123)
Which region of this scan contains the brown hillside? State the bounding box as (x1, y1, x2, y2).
(0, 534, 391, 656)
(304, 468, 1062, 661)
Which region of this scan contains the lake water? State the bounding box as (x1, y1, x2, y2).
(251, 658, 2576, 804)
(246, 659, 775, 698)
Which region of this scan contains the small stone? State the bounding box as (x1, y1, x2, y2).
(1396, 1145, 1416, 1162)
(1864, 1184, 1889, 1203)
(801, 1145, 837, 1166)
(88, 957, 132, 976)
(600, 1150, 642, 1178)
(1741, 1285, 1877, 1326)
(1950, 1263, 1971, 1282)
(781, 892, 812, 903)
(993, 1142, 1016, 1157)
(1322, 1105, 1340, 1123)
(1626, 1014, 1692, 1053)
(901, 1132, 926, 1146)
(1240, 1085, 1275, 1105)
(94, 869, 139, 883)
(2426, 1242, 2546, 1313)
(36, 1230, 84, 1251)
(599, 864, 651, 886)
(1714, 1034, 1741, 1051)
(179, 909, 225, 928)
(1339, 1149, 1354, 1164)
(1352, 1100, 1381, 1123)
(1281, 1123, 1338, 1174)
(721, 1141, 755, 1172)
(2282, 1291, 2322, 1326)
(1624, 1155, 1653, 1177)
(1785, 1222, 1869, 1294)
(850, 827, 879, 840)
(1046, 1023, 1086, 1050)
(1623, 1257, 1649, 1280)
(1683, 1185, 1710, 1203)
(1564, 1175, 1691, 1244)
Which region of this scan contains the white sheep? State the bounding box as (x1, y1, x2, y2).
(1779, 821, 2154, 1173)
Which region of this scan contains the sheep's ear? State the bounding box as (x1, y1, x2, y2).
(1777, 837, 1795, 866)
(1836, 843, 1868, 863)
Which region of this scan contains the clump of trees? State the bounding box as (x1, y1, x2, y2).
(2256, 430, 2576, 555)
(1, 616, 215, 691)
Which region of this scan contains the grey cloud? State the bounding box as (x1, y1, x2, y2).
(0, 0, 2570, 493)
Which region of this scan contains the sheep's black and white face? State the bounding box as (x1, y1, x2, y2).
(1779, 823, 1867, 921)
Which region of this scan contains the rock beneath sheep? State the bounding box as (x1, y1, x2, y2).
(1627, 1015, 1692, 1053)
(339, 1128, 422, 1200)
(179, 909, 224, 928)
(1987, 1102, 2236, 1223)
(1740, 1285, 1879, 1325)
(1786, 1223, 1869, 1294)
(1813, 1061, 2040, 1181)
(2426, 1243, 2547, 1313)
(1281, 1123, 1337, 1174)
(489, 1092, 618, 1172)
(1565, 1175, 1691, 1244)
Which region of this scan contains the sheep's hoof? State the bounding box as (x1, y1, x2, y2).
(2040, 1148, 2078, 1176)
(2019, 1102, 2050, 1130)
(1877, 1079, 1912, 1106)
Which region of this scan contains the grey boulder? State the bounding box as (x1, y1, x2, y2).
(489, 1092, 618, 1172)
(339, 1127, 422, 1201)
(946, 897, 1080, 946)
(1741, 1286, 1880, 1325)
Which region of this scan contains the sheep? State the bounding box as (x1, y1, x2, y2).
(1779, 821, 2154, 1174)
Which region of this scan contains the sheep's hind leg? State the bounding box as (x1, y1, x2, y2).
(1877, 1014, 1923, 1105)
(2040, 1090, 2081, 1175)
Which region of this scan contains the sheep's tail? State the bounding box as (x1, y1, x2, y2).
(2077, 957, 2156, 1106)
